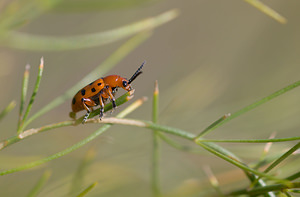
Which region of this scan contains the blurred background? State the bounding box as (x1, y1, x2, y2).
(0, 0, 300, 196)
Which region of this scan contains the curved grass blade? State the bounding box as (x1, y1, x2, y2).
(77, 182, 98, 197)
(244, 0, 287, 24)
(2, 9, 179, 51)
(22, 31, 151, 129)
(0, 0, 62, 33)
(54, 0, 157, 12)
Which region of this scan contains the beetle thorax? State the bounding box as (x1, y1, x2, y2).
(103, 75, 124, 89)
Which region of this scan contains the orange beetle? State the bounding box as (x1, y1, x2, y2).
(71, 62, 145, 123)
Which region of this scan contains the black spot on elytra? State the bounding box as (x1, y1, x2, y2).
(81, 89, 86, 96)
(91, 88, 96, 92)
(72, 98, 76, 105)
(97, 83, 102, 86)
(89, 82, 94, 86)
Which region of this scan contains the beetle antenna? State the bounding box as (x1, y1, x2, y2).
(128, 61, 145, 84)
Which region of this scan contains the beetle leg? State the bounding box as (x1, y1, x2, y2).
(99, 95, 104, 120)
(82, 98, 93, 124)
(106, 88, 117, 109)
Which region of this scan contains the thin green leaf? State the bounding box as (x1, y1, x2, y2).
(18, 64, 30, 130)
(195, 136, 300, 143)
(1, 9, 179, 51)
(195, 140, 289, 184)
(244, 0, 287, 24)
(288, 189, 300, 194)
(77, 182, 98, 197)
(157, 132, 203, 153)
(0, 100, 16, 121)
(228, 182, 300, 196)
(151, 80, 161, 197)
(53, 0, 157, 12)
(202, 80, 300, 132)
(264, 142, 300, 173)
(27, 170, 51, 197)
(251, 142, 300, 186)
(195, 113, 230, 139)
(286, 171, 300, 181)
(18, 58, 44, 133)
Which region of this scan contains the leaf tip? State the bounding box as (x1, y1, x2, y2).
(39, 57, 44, 69)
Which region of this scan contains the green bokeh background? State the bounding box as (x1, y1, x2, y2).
(0, 0, 300, 196)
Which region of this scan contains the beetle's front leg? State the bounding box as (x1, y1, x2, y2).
(99, 95, 104, 120)
(106, 87, 117, 110)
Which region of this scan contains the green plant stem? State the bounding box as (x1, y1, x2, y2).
(263, 142, 300, 174)
(0, 91, 133, 150)
(195, 137, 300, 143)
(27, 170, 51, 197)
(151, 80, 161, 197)
(80, 118, 290, 184)
(0, 118, 293, 182)
(0, 100, 16, 121)
(77, 182, 98, 197)
(0, 98, 145, 176)
(18, 64, 30, 129)
(251, 142, 300, 187)
(2, 80, 300, 180)
(22, 31, 151, 129)
(195, 113, 230, 139)
(157, 132, 202, 153)
(196, 80, 300, 135)
(228, 182, 300, 196)
(286, 171, 300, 181)
(18, 58, 44, 133)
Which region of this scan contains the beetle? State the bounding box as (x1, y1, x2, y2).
(71, 61, 145, 123)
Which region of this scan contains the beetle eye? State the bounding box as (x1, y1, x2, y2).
(122, 81, 128, 87)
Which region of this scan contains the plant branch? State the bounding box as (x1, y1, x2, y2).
(0, 97, 146, 176)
